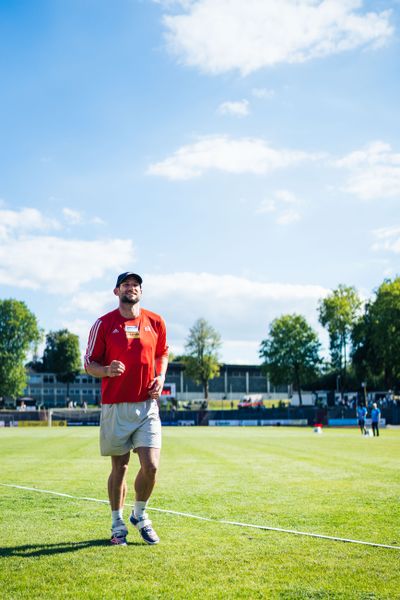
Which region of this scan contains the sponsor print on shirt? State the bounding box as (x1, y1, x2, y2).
(125, 325, 140, 339)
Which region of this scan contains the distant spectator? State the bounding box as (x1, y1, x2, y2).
(371, 403, 381, 437)
(356, 404, 367, 435)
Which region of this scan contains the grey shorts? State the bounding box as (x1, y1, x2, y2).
(100, 400, 162, 456)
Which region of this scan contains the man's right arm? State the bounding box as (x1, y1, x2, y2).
(86, 360, 126, 378)
(85, 319, 125, 379)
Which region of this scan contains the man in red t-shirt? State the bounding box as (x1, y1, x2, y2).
(85, 272, 168, 546)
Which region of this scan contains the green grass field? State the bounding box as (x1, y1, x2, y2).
(1, 426, 399, 599)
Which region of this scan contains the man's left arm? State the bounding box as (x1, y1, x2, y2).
(148, 353, 169, 397)
(156, 353, 169, 387)
(148, 318, 169, 398)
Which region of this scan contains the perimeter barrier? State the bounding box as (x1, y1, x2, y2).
(1, 405, 399, 427)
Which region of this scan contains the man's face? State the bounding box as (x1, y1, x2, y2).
(114, 277, 142, 305)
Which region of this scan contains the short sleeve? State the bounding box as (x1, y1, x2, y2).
(84, 319, 106, 369)
(155, 317, 168, 359)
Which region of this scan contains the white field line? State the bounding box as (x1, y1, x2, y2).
(1, 483, 399, 551)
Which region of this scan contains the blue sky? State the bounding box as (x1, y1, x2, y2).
(1, 0, 399, 364)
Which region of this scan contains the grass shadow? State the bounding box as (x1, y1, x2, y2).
(0, 538, 141, 558)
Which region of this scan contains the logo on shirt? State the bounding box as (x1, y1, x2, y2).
(112, 329, 119, 334)
(125, 325, 140, 339)
(144, 326, 152, 332)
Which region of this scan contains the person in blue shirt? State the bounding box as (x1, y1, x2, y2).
(371, 403, 381, 437)
(356, 404, 367, 435)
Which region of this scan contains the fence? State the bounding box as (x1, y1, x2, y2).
(1, 405, 399, 427)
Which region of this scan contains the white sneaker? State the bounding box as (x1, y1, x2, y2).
(130, 514, 160, 545)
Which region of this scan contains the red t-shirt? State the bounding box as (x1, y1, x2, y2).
(84, 308, 168, 404)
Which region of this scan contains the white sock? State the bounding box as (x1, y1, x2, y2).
(133, 500, 148, 520)
(111, 509, 124, 528)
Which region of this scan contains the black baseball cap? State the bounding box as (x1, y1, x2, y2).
(115, 272, 143, 287)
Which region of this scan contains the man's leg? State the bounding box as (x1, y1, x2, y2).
(108, 453, 130, 544)
(134, 447, 160, 502)
(108, 452, 131, 509)
(130, 447, 161, 545)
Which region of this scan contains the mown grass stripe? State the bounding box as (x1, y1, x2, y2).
(1, 482, 399, 551)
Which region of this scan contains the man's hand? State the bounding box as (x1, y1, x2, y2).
(147, 375, 165, 399)
(106, 360, 125, 377)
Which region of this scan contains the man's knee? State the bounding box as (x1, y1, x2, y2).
(137, 447, 160, 478)
(141, 461, 158, 478)
(111, 454, 130, 476)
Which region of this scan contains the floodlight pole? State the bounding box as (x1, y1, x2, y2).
(362, 382, 367, 405)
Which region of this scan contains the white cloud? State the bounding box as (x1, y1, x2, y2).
(147, 135, 318, 180)
(63, 207, 83, 225)
(60, 318, 93, 345)
(221, 340, 262, 365)
(256, 189, 301, 225)
(74, 272, 328, 312)
(91, 216, 106, 225)
(0, 234, 136, 293)
(257, 199, 277, 214)
(62, 208, 82, 225)
(0, 206, 104, 242)
(335, 141, 400, 200)
(275, 189, 299, 204)
(0, 207, 60, 239)
(62, 207, 105, 226)
(68, 290, 115, 315)
(153, 272, 327, 301)
(276, 209, 301, 225)
(218, 99, 249, 117)
(161, 0, 393, 75)
(372, 225, 400, 254)
(252, 88, 275, 99)
(65, 271, 330, 363)
(147, 272, 329, 362)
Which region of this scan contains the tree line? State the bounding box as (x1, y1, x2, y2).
(0, 299, 81, 400)
(178, 277, 400, 403)
(0, 275, 399, 401)
(260, 278, 400, 404)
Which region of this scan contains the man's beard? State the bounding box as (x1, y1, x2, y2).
(120, 294, 139, 305)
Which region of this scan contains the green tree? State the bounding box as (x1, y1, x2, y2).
(351, 304, 379, 387)
(42, 329, 82, 399)
(0, 299, 41, 398)
(183, 318, 222, 399)
(352, 277, 400, 389)
(318, 285, 362, 393)
(259, 314, 321, 405)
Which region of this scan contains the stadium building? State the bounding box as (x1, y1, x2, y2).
(22, 362, 288, 408)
